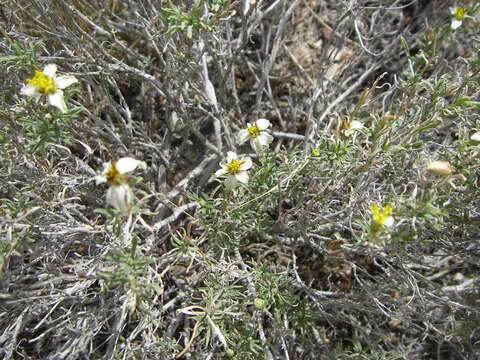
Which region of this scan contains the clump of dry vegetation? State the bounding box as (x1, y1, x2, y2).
(1, 0, 480, 359)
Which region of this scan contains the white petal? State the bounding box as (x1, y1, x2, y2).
(257, 132, 273, 146)
(48, 90, 67, 113)
(101, 161, 113, 175)
(55, 75, 78, 89)
(384, 216, 394, 228)
(218, 160, 229, 169)
(106, 184, 133, 213)
(255, 118, 271, 130)
(21, 84, 40, 97)
(251, 138, 263, 153)
(350, 120, 364, 130)
(95, 175, 108, 185)
(226, 151, 238, 163)
(343, 129, 354, 137)
(20, 85, 42, 103)
(215, 168, 228, 177)
(237, 129, 251, 144)
(224, 174, 238, 189)
(451, 19, 462, 29)
(43, 64, 58, 78)
(235, 171, 249, 184)
(239, 157, 252, 170)
(116, 157, 146, 174)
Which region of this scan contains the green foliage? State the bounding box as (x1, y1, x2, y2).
(1, 71, 82, 154)
(332, 340, 403, 360)
(158, 0, 228, 39)
(0, 196, 37, 274)
(0, 40, 43, 69)
(251, 261, 298, 318)
(100, 250, 158, 303)
(193, 153, 309, 248)
(23, 113, 71, 152)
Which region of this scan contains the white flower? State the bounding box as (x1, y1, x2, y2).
(215, 151, 253, 189)
(341, 119, 364, 137)
(21, 64, 78, 113)
(96, 157, 146, 213)
(96, 157, 147, 185)
(450, 7, 467, 30)
(237, 119, 274, 153)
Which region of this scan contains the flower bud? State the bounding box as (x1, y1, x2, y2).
(471, 132, 480, 142)
(225, 349, 235, 358)
(426, 161, 454, 176)
(253, 298, 267, 310)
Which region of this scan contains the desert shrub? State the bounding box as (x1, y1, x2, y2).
(0, 0, 479, 359)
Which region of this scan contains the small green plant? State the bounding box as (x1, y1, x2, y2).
(24, 112, 71, 152)
(99, 250, 158, 307)
(0, 196, 37, 275)
(333, 340, 403, 360)
(0, 40, 44, 69)
(158, 0, 227, 39)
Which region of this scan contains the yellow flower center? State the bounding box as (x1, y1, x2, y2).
(26, 70, 57, 94)
(227, 159, 244, 174)
(341, 119, 352, 132)
(105, 162, 126, 186)
(455, 7, 467, 21)
(247, 124, 261, 139)
(370, 204, 393, 227)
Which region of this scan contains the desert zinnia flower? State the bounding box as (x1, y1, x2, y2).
(96, 157, 146, 214)
(237, 119, 274, 153)
(370, 203, 394, 233)
(215, 151, 252, 189)
(21, 64, 78, 113)
(450, 7, 467, 30)
(341, 119, 364, 137)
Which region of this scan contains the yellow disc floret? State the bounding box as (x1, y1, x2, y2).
(247, 124, 261, 139)
(105, 162, 126, 186)
(227, 159, 244, 174)
(455, 7, 467, 21)
(26, 70, 57, 94)
(341, 119, 352, 132)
